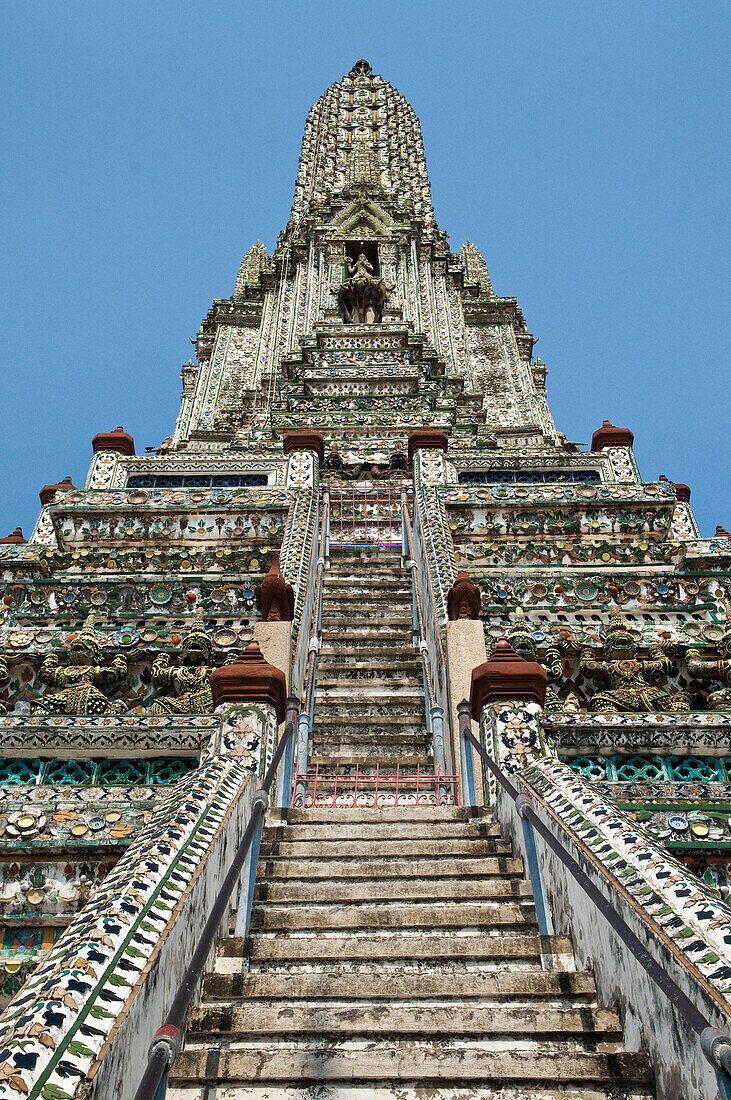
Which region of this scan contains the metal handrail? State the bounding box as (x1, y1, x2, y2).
(401, 496, 448, 801)
(461, 720, 731, 1090)
(133, 706, 299, 1100)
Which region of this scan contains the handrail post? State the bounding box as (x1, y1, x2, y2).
(457, 699, 476, 807)
(702, 1029, 731, 1099)
(431, 705, 447, 805)
(515, 792, 553, 940)
(234, 787, 269, 938)
(276, 695, 300, 808)
(293, 713, 310, 808)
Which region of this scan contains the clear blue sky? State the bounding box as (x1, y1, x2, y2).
(1, 1, 728, 537)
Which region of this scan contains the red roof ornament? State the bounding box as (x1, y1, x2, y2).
(715, 525, 731, 538)
(590, 420, 634, 452)
(0, 528, 27, 544)
(470, 640, 547, 718)
(92, 426, 135, 456)
(282, 428, 325, 464)
(255, 555, 295, 622)
(447, 571, 481, 620)
(39, 476, 77, 506)
(407, 425, 448, 466)
(209, 641, 286, 721)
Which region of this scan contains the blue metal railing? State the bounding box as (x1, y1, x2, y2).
(461, 715, 731, 1097)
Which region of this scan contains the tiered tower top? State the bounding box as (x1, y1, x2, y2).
(288, 59, 436, 233)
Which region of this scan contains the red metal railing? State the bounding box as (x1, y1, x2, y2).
(292, 762, 461, 808)
(329, 483, 401, 546)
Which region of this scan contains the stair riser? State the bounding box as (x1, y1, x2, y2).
(187, 1005, 624, 1041)
(263, 822, 501, 841)
(202, 970, 594, 1001)
(248, 903, 537, 933)
(219, 933, 571, 963)
(259, 841, 511, 859)
(257, 857, 523, 878)
(173, 1048, 651, 1086)
(253, 880, 533, 903)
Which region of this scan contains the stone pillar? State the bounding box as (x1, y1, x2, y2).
(659, 475, 701, 539)
(470, 640, 548, 800)
(407, 425, 448, 485)
(86, 426, 136, 490)
(445, 571, 486, 802)
(210, 641, 287, 776)
(31, 476, 79, 545)
(590, 419, 639, 483)
(283, 427, 324, 489)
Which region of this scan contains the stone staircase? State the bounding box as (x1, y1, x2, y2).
(311, 545, 430, 772)
(167, 543, 654, 1099)
(169, 804, 654, 1098)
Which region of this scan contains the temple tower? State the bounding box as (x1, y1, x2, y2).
(0, 60, 730, 1100)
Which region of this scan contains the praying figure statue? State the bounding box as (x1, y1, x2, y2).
(687, 621, 731, 710)
(37, 615, 127, 715)
(336, 249, 392, 324)
(151, 616, 219, 714)
(504, 608, 575, 711)
(580, 615, 688, 713)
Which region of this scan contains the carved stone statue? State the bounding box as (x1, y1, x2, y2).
(37, 615, 127, 715)
(687, 623, 731, 710)
(580, 615, 688, 713)
(151, 616, 220, 714)
(504, 608, 568, 711)
(336, 251, 392, 324)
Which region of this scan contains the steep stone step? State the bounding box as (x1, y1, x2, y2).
(315, 714, 425, 730)
(317, 675, 422, 688)
(202, 967, 599, 1002)
(257, 855, 523, 878)
(247, 900, 537, 933)
(307, 750, 432, 768)
(259, 838, 511, 859)
(324, 626, 412, 640)
(172, 1044, 653, 1087)
(220, 932, 570, 964)
(315, 701, 424, 718)
(187, 1003, 625, 1041)
(170, 1085, 653, 1100)
(253, 878, 533, 904)
(324, 580, 409, 593)
(317, 684, 424, 699)
(321, 609, 412, 624)
(278, 805, 490, 824)
(319, 644, 415, 658)
(263, 820, 501, 841)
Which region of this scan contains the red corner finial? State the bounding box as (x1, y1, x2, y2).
(407, 426, 449, 466)
(447, 571, 481, 620)
(255, 555, 295, 622)
(590, 421, 634, 452)
(39, 476, 77, 506)
(470, 640, 547, 718)
(715, 525, 730, 538)
(209, 640, 287, 720)
(0, 527, 27, 544)
(282, 428, 325, 463)
(92, 427, 135, 456)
